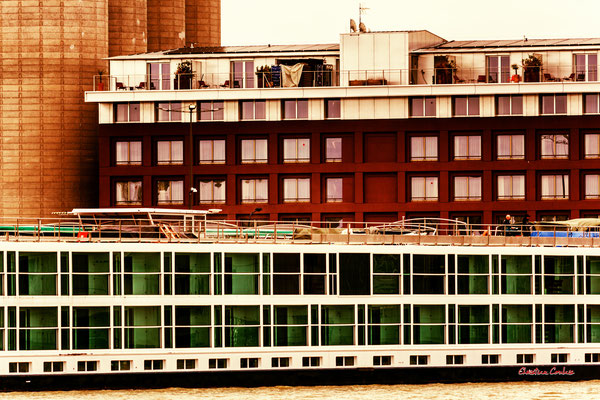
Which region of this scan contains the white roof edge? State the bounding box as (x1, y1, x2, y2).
(67, 208, 222, 215)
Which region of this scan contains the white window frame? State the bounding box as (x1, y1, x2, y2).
(540, 134, 569, 159)
(199, 100, 224, 121)
(115, 141, 142, 165)
(541, 174, 569, 200)
(240, 100, 266, 120)
(241, 139, 268, 164)
(241, 178, 268, 203)
(410, 176, 439, 201)
(156, 180, 184, 205)
(156, 102, 182, 122)
(283, 138, 310, 163)
(199, 140, 226, 164)
(114, 102, 140, 123)
(497, 175, 525, 200)
(410, 97, 436, 117)
(453, 96, 480, 116)
(282, 99, 308, 120)
(156, 140, 183, 165)
(585, 133, 600, 158)
(283, 178, 310, 203)
(497, 135, 525, 160)
(453, 176, 482, 201)
(199, 180, 226, 204)
(540, 94, 567, 115)
(486, 55, 510, 83)
(326, 178, 343, 202)
(496, 95, 523, 116)
(411, 136, 438, 161)
(574, 53, 598, 82)
(453, 135, 481, 160)
(325, 137, 342, 162)
(115, 181, 142, 205)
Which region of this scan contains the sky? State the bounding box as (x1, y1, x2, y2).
(222, 0, 600, 46)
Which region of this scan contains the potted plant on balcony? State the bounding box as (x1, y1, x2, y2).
(522, 54, 542, 82)
(97, 69, 105, 91)
(434, 55, 456, 84)
(510, 64, 521, 83)
(256, 65, 273, 88)
(175, 60, 193, 89)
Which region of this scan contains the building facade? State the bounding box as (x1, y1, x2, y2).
(86, 31, 600, 225)
(0, 0, 220, 219)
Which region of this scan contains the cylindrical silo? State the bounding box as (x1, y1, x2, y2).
(185, 0, 221, 47)
(0, 0, 108, 219)
(109, 0, 148, 57)
(147, 0, 186, 52)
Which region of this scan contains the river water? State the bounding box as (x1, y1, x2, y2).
(1, 381, 599, 400)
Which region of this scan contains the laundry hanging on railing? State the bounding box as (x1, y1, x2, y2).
(281, 63, 304, 87)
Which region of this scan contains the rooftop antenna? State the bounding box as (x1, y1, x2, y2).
(359, 2, 369, 33)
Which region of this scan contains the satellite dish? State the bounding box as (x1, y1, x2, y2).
(359, 22, 367, 33)
(350, 19, 357, 33)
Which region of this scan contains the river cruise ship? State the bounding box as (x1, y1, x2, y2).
(1, 208, 600, 389)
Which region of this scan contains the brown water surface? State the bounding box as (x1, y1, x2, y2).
(1, 381, 599, 400)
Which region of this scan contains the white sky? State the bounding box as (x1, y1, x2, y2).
(222, 0, 600, 46)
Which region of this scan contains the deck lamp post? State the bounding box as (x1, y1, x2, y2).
(188, 104, 197, 209)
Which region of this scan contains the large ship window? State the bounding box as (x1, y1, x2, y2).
(174, 306, 210, 348)
(543, 256, 574, 294)
(412, 255, 445, 295)
(72, 253, 109, 296)
(321, 305, 354, 346)
(587, 256, 600, 294)
(224, 306, 260, 347)
(72, 307, 110, 350)
(273, 253, 300, 295)
(174, 253, 210, 295)
(274, 305, 308, 346)
(544, 305, 574, 343)
(458, 305, 489, 344)
(123, 253, 160, 295)
(18, 252, 57, 296)
(456, 255, 489, 294)
(339, 253, 370, 295)
(373, 254, 400, 294)
(303, 254, 326, 295)
(412, 305, 445, 345)
(124, 306, 161, 349)
(501, 305, 532, 343)
(501, 255, 532, 294)
(18, 307, 58, 350)
(368, 305, 400, 345)
(224, 253, 259, 295)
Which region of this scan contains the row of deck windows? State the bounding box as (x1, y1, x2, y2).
(3, 252, 600, 296)
(1, 303, 600, 350)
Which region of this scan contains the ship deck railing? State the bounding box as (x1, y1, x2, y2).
(0, 213, 600, 247)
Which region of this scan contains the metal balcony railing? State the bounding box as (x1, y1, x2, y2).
(91, 65, 599, 92)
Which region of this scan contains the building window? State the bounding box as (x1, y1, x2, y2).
(241, 139, 268, 163)
(540, 94, 567, 115)
(177, 359, 196, 370)
(240, 358, 259, 368)
(157, 180, 184, 204)
(199, 180, 226, 204)
(584, 94, 600, 114)
(209, 358, 228, 369)
(43, 361, 64, 373)
(481, 355, 499, 364)
(326, 178, 343, 202)
(453, 96, 480, 116)
(411, 176, 438, 201)
(199, 140, 226, 164)
(574, 54, 598, 81)
(446, 355, 465, 365)
(325, 137, 342, 162)
(199, 101, 224, 121)
(487, 55, 510, 83)
(114, 102, 140, 122)
(148, 62, 170, 90)
(497, 135, 524, 159)
(115, 141, 142, 165)
(156, 102, 182, 122)
(454, 135, 481, 160)
(143, 360, 164, 370)
(302, 357, 321, 367)
(110, 361, 131, 371)
(454, 176, 482, 201)
(283, 99, 308, 119)
(271, 357, 290, 368)
(497, 175, 525, 200)
(156, 140, 183, 165)
(585, 134, 600, 158)
(410, 97, 436, 117)
(241, 178, 268, 203)
(77, 361, 98, 372)
(240, 100, 266, 120)
(283, 178, 310, 202)
(541, 174, 569, 199)
(231, 60, 254, 88)
(497, 95, 523, 115)
(516, 354, 535, 364)
(409, 355, 429, 365)
(115, 181, 142, 205)
(586, 175, 600, 199)
(540, 134, 569, 159)
(410, 136, 438, 161)
(373, 356, 392, 366)
(283, 138, 310, 163)
(326, 99, 341, 119)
